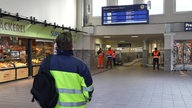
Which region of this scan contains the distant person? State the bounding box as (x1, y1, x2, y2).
(97, 48, 104, 69)
(106, 47, 114, 69)
(112, 51, 116, 65)
(38, 32, 94, 108)
(152, 48, 160, 70)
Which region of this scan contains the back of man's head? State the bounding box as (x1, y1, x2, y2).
(56, 32, 73, 50)
(155, 48, 157, 50)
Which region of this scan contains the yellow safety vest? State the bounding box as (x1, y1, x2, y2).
(50, 70, 94, 108)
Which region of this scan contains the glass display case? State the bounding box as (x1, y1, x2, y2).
(0, 36, 28, 82)
(173, 40, 192, 70)
(32, 39, 54, 76)
(0, 36, 54, 82)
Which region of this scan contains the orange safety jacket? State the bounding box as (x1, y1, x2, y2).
(153, 51, 160, 58)
(112, 52, 116, 58)
(106, 50, 114, 57)
(98, 51, 104, 58)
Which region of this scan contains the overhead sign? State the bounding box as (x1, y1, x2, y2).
(102, 4, 149, 25)
(184, 22, 192, 31)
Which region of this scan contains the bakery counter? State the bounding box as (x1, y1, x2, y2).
(0, 68, 16, 83)
(32, 65, 40, 76)
(15, 66, 28, 80)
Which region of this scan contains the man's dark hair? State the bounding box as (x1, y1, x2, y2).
(56, 32, 73, 50)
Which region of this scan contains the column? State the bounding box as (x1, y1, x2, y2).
(133, 0, 144, 4)
(142, 40, 148, 67)
(164, 33, 175, 71)
(107, 0, 118, 6)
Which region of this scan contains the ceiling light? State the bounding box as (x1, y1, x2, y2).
(104, 36, 111, 38)
(131, 35, 138, 38)
(119, 41, 125, 42)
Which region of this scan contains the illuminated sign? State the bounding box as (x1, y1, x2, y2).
(184, 22, 192, 31)
(102, 4, 149, 25)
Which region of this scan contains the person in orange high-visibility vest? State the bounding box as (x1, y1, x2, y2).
(97, 48, 104, 69)
(106, 47, 114, 69)
(112, 51, 116, 65)
(152, 48, 160, 70)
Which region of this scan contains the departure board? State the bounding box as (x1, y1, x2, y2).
(102, 4, 149, 25)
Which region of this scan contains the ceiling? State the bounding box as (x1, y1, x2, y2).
(94, 34, 164, 47)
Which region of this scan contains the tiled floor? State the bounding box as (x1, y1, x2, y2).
(0, 62, 192, 108)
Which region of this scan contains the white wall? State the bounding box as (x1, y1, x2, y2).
(175, 32, 192, 40)
(0, 0, 76, 28)
(83, 0, 192, 35)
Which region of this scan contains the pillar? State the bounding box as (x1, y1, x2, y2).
(164, 33, 175, 71)
(143, 40, 148, 67)
(133, 0, 144, 4)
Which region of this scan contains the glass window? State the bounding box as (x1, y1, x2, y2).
(92, 0, 107, 16)
(144, 0, 164, 15)
(118, 0, 133, 5)
(118, 0, 164, 15)
(176, 0, 192, 12)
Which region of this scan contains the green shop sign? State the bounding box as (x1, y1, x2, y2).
(0, 18, 64, 40)
(0, 20, 25, 32)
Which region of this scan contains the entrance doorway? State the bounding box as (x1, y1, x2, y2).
(173, 40, 192, 71)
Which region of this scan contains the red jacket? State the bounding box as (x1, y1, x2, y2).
(106, 50, 113, 57)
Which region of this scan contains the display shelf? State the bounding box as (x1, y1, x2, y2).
(32, 39, 54, 66)
(16, 67, 28, 79)
(0, 69, 16, 83)
(32, 65, 40, 76)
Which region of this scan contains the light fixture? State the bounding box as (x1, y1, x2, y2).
(131, 35, 139, 38)
(104, 36, 111, 38)
(119, 41, 125, 42)
(106, 45, 111, 48)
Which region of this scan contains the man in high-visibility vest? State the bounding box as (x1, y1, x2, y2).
(39, 32, 94, 108)
(106, 47, 114, 69)
(97, 48, 104, 69)
(152, 48, 160, 70)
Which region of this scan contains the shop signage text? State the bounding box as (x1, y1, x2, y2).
(0, 20, 25, 33)
(184, 22, 192, 31)
(50, 30, 62, 37)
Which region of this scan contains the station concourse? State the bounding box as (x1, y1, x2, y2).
(0, 61, 192, 108)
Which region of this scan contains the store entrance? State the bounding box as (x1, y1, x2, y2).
(173, 40, 192, 71)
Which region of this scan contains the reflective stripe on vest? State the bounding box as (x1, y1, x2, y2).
(153, 51, 159, 58)
(57, 101, 87, 107)
(82, 85, 94, 92)
(57, 88, 83, 94)
(57, 85, 94, 94)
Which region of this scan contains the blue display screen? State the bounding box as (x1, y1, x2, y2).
(184, 22, 192, 31)
(102, 4, 149, 25)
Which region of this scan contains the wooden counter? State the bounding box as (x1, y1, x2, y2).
(0, 69, 16, 83)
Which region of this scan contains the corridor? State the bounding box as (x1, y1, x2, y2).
(0, 63, 192, 108)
